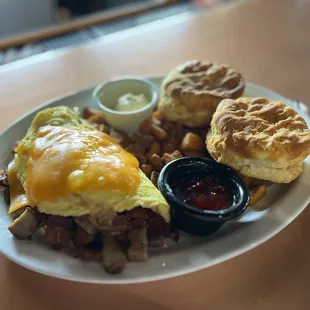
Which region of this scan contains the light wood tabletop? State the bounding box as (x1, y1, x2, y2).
(1, 0, 310, 309)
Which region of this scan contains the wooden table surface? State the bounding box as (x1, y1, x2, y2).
(1, 0, 310, 309)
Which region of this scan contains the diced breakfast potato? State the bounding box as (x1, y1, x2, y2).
(149, 154, 163, 172)
(146, 142, 161, 159)
(241, 175, 254, 188)
(151, 124, 168, 140)
(141, 164, 152, 178)
(152, 110, 163, 120)
(140, 118, 153, 134)
(250, 184, 266, 206)
(180, 133, 204, 153)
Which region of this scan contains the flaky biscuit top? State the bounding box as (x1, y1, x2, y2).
(161, 60, 245, 111)
(210, 97, 310, 162)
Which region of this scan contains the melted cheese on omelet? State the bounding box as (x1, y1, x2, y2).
(9, 106, 170, 223)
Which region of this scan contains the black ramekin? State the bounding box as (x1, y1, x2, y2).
(158, 157, 250, 236)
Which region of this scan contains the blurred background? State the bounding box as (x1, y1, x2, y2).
(0, 0, 234, 66)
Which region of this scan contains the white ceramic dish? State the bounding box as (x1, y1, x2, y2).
(0, 77, 309, 284)
(92, 75, 159, 133)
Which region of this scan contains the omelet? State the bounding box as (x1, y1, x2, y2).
(8, 106, 170, 223)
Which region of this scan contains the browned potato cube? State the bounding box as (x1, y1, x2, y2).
(83, 107, 98, 119)
(152, 110, 163, 120)
(140, 118, 153, 134)
(180, 133, 204, 153)
(146, 142, 161, 159)
(160, 140, 179, 155)
(151, 124, 168, 141)
(141, 164, 152, 178)
(149, 154, 163, 172)
(250, 184, 267, 206)
(162, 150, 182, 164)
(87, 113, 106, 124)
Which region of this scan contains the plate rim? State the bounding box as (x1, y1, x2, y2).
(0, 78, 309, 284)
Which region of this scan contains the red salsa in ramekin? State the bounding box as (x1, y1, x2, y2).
(172, 174, 232, 211)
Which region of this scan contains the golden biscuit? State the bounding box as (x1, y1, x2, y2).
(159, 60, 245, 128)
(206, 97, 310, 183)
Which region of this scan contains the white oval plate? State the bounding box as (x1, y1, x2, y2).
(0, 78, 309, 284)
